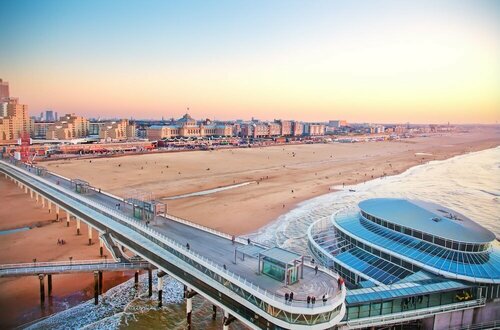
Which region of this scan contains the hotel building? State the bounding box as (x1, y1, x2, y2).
(146, 113, 233, 140)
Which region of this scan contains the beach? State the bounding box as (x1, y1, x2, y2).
(1, 128, 498, 327)
(43, 129, 499, 236)
(0, 178, 135, 328)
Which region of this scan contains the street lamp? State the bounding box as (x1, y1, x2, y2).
(33, 258, 37, 268)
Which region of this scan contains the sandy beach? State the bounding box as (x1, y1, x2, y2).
(43, 129, 499, 236)
(0, 178, 135, 328)
(0, 128, 498, 327)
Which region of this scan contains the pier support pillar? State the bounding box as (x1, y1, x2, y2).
(41, 197, 45, 208)
(157, 275, 163, 307)
(39, 274, 45, 305)
(98, 271, 103, 295)
(148, 269, 153, 297)
(185, 288, 198, 329)
(88, 225, 93, 245)
(187, 294, 193, 330)
(212, 304, 217, 320)
(223, 310, 229, 330)
(93, 271, 99, 305)
(47, 274, 52, 296)
(134, 270, 139, 288)
(24, 185, 28, 194)
(76, 218, 81, 235)
(55, 205, 60, 220)
(99, 239, 104, 257)
(30, 189, 33, 199)
(66, 213, 70, 227)
(222, 310, 235, 330)
(35, 192, 39, 204)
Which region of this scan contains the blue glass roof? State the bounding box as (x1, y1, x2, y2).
(359, 198, 495, 244)
(334, 213, 500, 284)
(334, 247, 413, 285)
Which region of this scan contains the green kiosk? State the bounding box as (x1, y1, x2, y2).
(258, 247, 304, 285)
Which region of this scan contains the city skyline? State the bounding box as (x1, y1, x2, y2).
(1, 0, 499, 124)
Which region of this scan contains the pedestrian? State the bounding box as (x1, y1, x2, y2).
(312, 296, 316, 305)
(289, 292, 294, 302)
(247, 238, 251, 244)
(311, 258, 315, 264)
(315, 265, 318, 275)
(307, 296, 311, 305)
(57, 238, 61, 245)
(223, 264, 227, 270)
(232, 235, 235, 245)
(322, 294, 327, 305)
(186, 243, 190, 250)
(285, 292, 289, 302)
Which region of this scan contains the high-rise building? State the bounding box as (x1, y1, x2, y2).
(45, 110, 55, 122)
(0, 98, 33, 143)
(0, 79, 9, 100)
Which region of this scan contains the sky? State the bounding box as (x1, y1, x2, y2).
(0, 0, 499, 124)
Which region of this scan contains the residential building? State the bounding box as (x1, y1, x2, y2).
(304, 123, 326, 136)
(99, 119, 136, 141)
(0, 79, 9, 100)
(0, 98, 33, 143)
(45, 113, 89, 140)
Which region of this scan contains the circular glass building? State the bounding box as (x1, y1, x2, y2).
(308, 198, 500, 328)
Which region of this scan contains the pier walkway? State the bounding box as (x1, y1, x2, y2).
(0, 158, 346, 329)
(0, 260, 150, 276)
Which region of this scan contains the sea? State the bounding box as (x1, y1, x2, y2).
(27, 147, 499, 330)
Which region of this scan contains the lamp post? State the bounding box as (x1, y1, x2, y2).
(33, 258, 37, 268)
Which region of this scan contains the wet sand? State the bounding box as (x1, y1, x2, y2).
(0, 178, 135, 328)
(43, 129, 499, 236)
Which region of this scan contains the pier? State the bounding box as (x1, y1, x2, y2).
(0, 158, 346, 329)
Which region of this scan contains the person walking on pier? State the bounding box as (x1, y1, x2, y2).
(289, 292, 294, 303)
(307, 296, 311, 305)
(315, 265, 318, 275)
(186, 243, 190, 250)
(285, 292, 289, 302)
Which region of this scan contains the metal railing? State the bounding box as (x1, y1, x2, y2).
(346, 298, 486, 328)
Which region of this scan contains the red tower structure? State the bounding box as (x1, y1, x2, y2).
(20, 132, 31, 163)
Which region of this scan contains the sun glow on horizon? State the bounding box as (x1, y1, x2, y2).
(1, 0, 499, 124)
